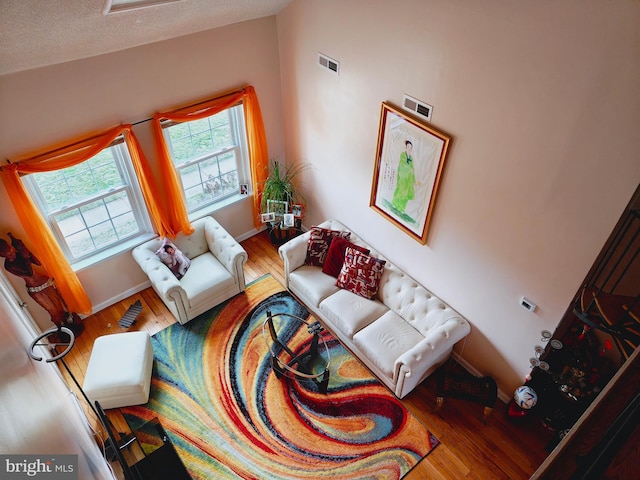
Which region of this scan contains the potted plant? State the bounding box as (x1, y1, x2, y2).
(260, 159, 308, 244)
(260, 160, 307, 210)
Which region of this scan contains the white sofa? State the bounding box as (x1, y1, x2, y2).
(279, 219, 471, 399)
(133, 216, 248, 325)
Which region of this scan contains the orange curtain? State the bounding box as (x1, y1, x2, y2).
(153, 85, 269, 231)
(0, 125, 165, 315)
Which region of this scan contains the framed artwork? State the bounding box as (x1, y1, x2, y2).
(291, 204, 304, 218)
(267, 200, 288, 215)
(283, 214, 295, 227)
(261, 212, 275, 223)
(239, 184, 249, 195)
(370, 102, 451, 244)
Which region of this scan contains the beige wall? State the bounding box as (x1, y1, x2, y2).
(276, 0, 640, 396)
(0, 17, 285, 327)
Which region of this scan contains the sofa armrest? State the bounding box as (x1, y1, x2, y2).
(393, 316, 471, 384)
(132, 243, 188, 306)
(278, 232, 311, 289)
(203, 217, 248, 288)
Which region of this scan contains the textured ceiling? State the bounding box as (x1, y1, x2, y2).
(0, 0, 292, 76)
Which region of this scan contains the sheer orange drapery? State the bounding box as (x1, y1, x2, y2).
(152, 85, 269, 231)
(0, 125, 165, 315)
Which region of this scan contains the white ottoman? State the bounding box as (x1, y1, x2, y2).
(83, 331, 154, 409)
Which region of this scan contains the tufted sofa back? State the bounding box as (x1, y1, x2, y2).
(378, 264, 461, 337)
(316, 219, 463, 338)
(172, 219, 210, 260)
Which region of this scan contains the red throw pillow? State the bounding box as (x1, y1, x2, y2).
(336, 247, 386, 299)
(322, 237, 370, 278)
(305, 227, 351, 267)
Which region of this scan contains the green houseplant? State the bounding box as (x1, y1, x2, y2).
(260, 159, 308, 214)
(260, 159, 308, 244)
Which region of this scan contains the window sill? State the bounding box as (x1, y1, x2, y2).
(188, 192, 252, 223)
(71, 194, 252, 272)
(72, 232, 157, 273)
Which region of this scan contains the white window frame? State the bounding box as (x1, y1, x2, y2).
(23, 137, 154, 269)
(162, 104, 251, 220)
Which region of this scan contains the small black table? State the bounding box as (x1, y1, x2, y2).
(95, 401, 191, 480)
(266, 218, 303, 245)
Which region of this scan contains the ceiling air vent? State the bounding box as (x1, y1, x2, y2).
(103, 0, 183, 14)
(402, 94, 433, 121)
(318, 53, 339, 76)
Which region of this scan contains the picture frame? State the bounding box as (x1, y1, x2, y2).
(283, 214, 295, 228)
(239, 184, 249, 195)
(261, 212, 275, 223)
(291, 204, 304, 218)
(370, 102, 451, 244)
(266, 200, 288, 216)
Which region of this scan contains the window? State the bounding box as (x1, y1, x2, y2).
(24, 138, 153, 264)
(162, 104, 249, 214)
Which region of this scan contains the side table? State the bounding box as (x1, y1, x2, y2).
(262, 310, 331, 392)
(95, 401, 191, 480)
(266, 218, 303, 245)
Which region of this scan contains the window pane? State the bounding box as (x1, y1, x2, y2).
(56, 208, 86, 238)
(177, 151, 240, 210)
(82, 200, 110, 227)
(32, 149, 124, 212)
(65, 229, 93, 258)
(163, 104, 248, 214)
(106, 190, 133, 217)
(211, 114, 231, 149)
(113, 211, 138, 237)
(87, 220, 117, 249)
(26, 140, 152, 262)
(193, 130, 214, 156)
(167, 123, 193, 163)
(51, 191, 140, 257)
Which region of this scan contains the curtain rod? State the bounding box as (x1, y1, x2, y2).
(157, 87, 246, 117)
(132, 117, 152, 126)
(4, 86, 249, 166)
(127, 88, 246, 126)
(2, 131, 108, 169)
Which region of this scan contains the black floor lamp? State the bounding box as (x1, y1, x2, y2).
(28, 326, 98, 418)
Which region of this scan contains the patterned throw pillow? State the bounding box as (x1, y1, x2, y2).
(155, 238, 191, 279)
(305, 227, 351, 267)
(322, 236, 370, 278)
(336, 247, 386, 299)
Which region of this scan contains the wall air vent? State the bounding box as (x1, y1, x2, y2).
(402, 94, 433, 121)
(318, 53, 340, 76)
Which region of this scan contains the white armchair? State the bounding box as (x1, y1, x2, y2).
(132, 216, 248, 325)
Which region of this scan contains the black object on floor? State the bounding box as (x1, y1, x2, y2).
(119, 300, 143, 328)
(434, 361, 498, 424)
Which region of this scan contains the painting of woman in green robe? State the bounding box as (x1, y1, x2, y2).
(392, 140, 415, 212)
(370, 102, 451, 244)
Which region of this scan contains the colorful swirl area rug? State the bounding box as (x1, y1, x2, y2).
(122, 275, 439, 479)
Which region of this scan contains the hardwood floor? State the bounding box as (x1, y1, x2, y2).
(63, 230, 553, 479)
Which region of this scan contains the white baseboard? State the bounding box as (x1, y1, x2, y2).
(236, 227, 264, 242)
(91, 280, 151, 315)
